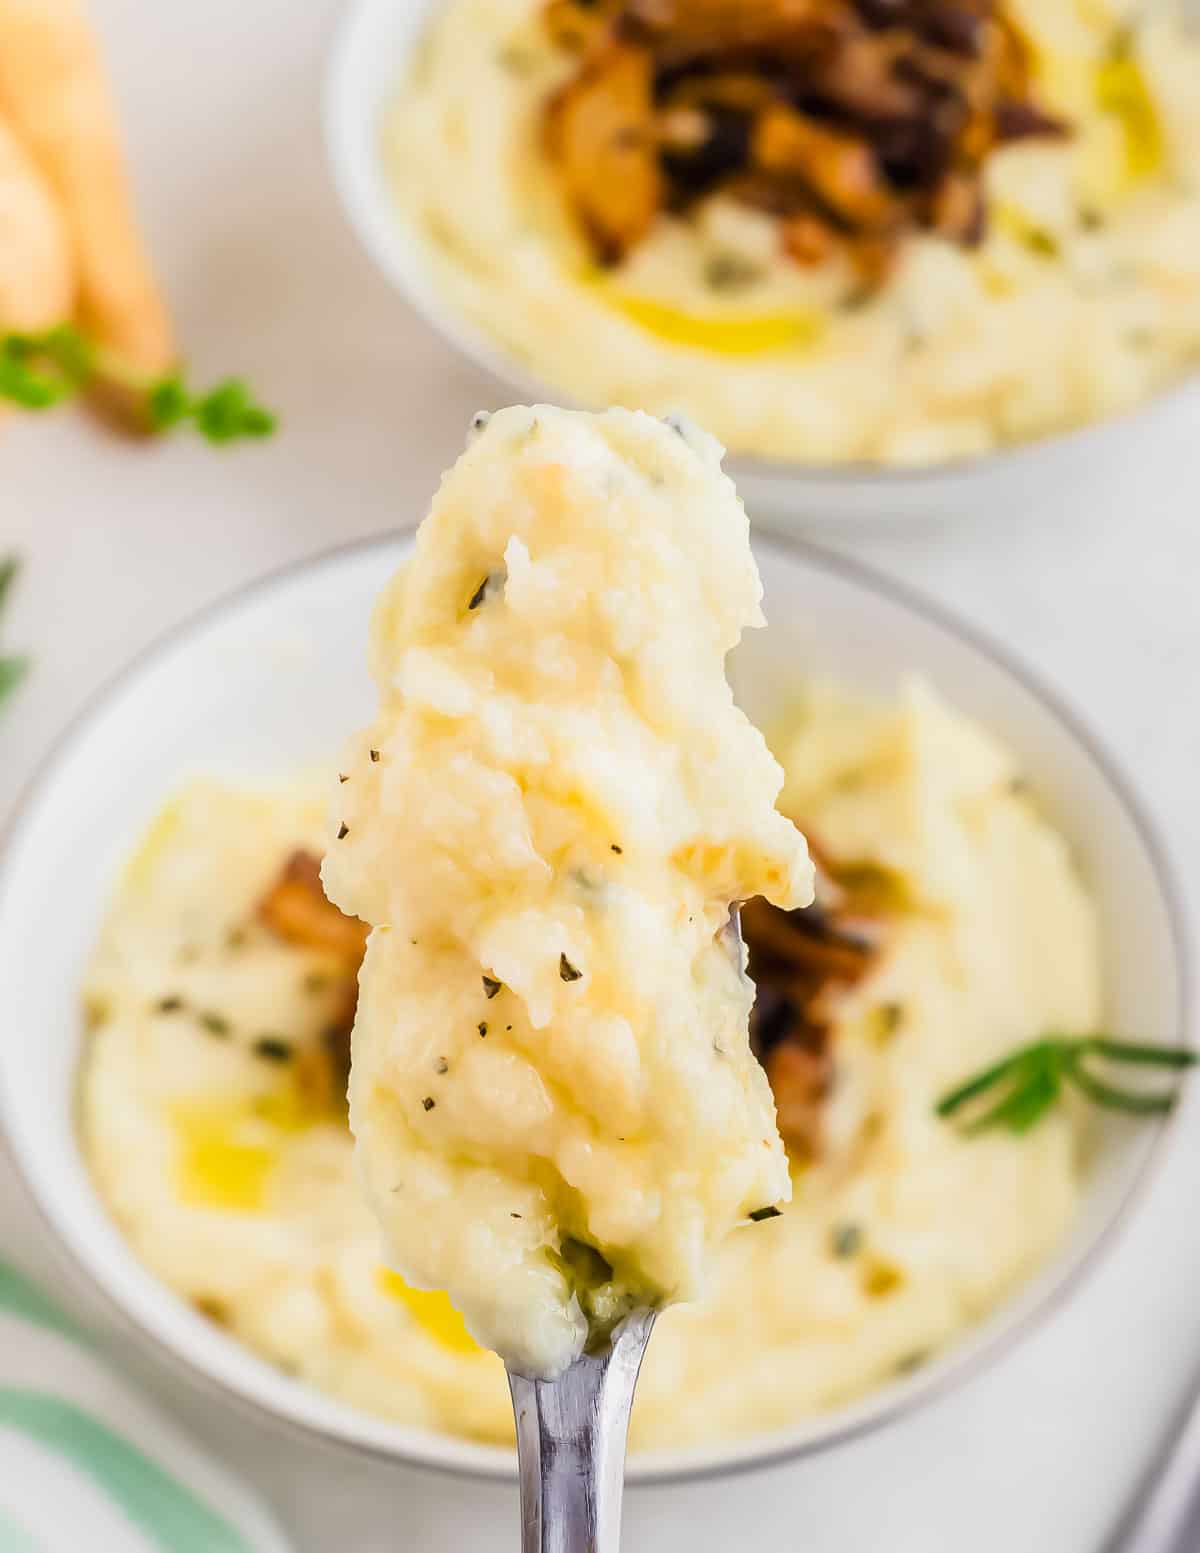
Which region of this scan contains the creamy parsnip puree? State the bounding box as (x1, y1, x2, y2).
(81, 673, 1098, 1447)
(385, 0, 1200, 465)
(320, 406, 811, 1377)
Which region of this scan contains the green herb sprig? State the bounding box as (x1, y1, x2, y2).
(937, 1035, 1197, 1136)
(0, 323, 276, 445)
(0, 557, 28, 712)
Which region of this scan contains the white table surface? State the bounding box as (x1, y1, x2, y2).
(3, 2, 1200, 1548)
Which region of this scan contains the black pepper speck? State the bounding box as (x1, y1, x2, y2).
(254, 1036, 293, 1063)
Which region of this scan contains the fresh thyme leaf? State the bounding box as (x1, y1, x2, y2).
(938, 1033, 1197, 1136)
(935, 1040, 1052, 1118)
(0, 557, 28, 714)
(0, 556, 17, 615)
(1064, 1054, 1177, 1115)
(1082, 1036, 1198, 1068)
(145, 376, 190, 431)
(0, 325, 93, 409)
(966, 1062, 1059, 1136)
(0, 323, 277, 446)
(0, 656, 28, 708)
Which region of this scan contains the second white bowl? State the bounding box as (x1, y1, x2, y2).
(323, 0, 1200, 528)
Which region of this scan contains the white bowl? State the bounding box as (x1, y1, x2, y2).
(0, 533, 1189, 1482)
(323, 0, 1200, 529)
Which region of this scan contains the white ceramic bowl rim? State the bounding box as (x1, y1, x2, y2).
(0, 531, 1191, 1486)
(323, 0, 1200, 492)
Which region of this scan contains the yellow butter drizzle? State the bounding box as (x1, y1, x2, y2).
(170, 1101, 278, 1213)
(170, 1080, 332, 1213)
(599, 287, 823, 357)
(1095, 54, 1162, 184)
(376, 1267, 480, 1355)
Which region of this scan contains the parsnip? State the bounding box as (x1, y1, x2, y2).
(0, 0, 173, 378)
(0, 111, 73, 331)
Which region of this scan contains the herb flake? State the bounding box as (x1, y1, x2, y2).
(482, 975, 502, 999)
(831, 1223, 863, 1258)
(749, 1205, 782, 1223)
(422, 1096, 436, 1112)
(253, 1036, 293, 1063)
(559, 953, 583, 983)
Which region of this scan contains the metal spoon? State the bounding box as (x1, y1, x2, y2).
(505, 906, 748, 1553)
(507, 1308, 656, 1553)
(1105, 1368, 1200, 1553)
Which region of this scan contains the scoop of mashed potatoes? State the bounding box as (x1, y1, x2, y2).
(321, 405, 812, 1377)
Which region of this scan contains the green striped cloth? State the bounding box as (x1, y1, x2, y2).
(0, 1261, 292, 1553)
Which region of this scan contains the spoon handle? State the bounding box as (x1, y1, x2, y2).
(1112, 1379, 1200, 1553)
(508, 1310, 655, 1553)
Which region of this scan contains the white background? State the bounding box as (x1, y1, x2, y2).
(2, 1, 1200, 1548)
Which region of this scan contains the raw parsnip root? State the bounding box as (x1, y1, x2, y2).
(0, 112, 73, 333)
(0, 0, 173, 415)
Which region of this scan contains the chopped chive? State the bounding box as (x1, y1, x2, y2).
(200, 1011, 230, 1037)
(749, 1206, 782, 1223)
(336, 822, 349, 840)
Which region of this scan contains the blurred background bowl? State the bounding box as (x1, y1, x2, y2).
(323, 0, 1200, 530)
(0, 532, 1188, 1482)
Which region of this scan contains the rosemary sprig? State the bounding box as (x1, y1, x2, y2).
(0, 556, 27, 713)
(937, 1034, 1197, 1136)
(0, 323, 276, 445)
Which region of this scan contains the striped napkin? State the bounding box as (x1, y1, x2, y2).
(0, 1261, 291, 1553)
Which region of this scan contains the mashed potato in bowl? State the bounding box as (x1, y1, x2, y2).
(384, 0, 1200, 465)
(80, 671, 1099, 1449)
